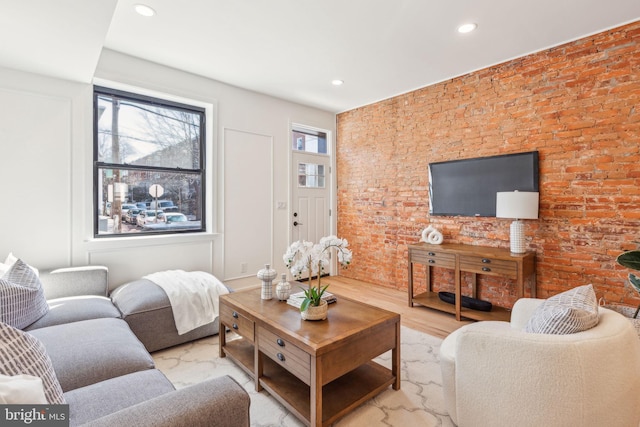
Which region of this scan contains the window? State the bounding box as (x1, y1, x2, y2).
(93, 86, 206, 236)
(298, 163, 325, 188)
(292, 128, 327, 154)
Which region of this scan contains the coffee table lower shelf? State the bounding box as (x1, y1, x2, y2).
(223, 336, 395, 426)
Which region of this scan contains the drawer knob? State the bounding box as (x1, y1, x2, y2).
(232, 311, 239, 319)
(277, 353, 285, 362)
(428, 252, 436, 256)
(482, 267, 491, 272)
(232, 323, 238, 330)
(276, 338, 285, 347)
(482, 258, 491, 263)
(428, 259, 435, 264)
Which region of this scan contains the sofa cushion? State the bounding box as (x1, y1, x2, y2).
(525, 284, 599, 334)
(24, 296, 121, 331)
(111, 279, 172, 314)
(0, 321, 65, 404)
(38, 266, 109, 300)
(0, 259, 49, 329)
(28, 318, 155, 391)
(84, 375, 250, 427)
(64, 369, 174, 426)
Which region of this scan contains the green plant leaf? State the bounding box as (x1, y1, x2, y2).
(299, 284, 331, 312)
(616, 250, 640, 271)
(318, 284, 329, 297)
(629, 273, 640, 294)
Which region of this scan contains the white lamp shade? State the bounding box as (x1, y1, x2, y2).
(496, 191, 539, 220)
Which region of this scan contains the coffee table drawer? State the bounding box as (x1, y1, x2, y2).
(459, 256, 517, 278)
(258, 326, 310, 385)
(220, 305, 255, 342)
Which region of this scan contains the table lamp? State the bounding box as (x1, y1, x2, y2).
(496, 191, 539, 254)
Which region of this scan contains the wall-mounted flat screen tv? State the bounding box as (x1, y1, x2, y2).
(429, 151, 539, 217)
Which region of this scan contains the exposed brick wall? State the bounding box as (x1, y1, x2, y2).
(336, 21, 640, 309)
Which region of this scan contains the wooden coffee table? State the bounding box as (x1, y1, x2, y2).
(219, 288, 401, 427)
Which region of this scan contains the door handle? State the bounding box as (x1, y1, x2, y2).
(293, 221, 304, 226)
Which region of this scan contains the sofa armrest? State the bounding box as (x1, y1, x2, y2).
(38, 266, 109, 300)
(509, 297, 544, 330)
(81, 375, 250, 427)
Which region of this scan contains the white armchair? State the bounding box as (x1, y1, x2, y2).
(439, 298, 640, 427)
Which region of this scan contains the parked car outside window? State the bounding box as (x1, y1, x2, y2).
(163, 213, 188, 223)
(121, 203, 137, 216)
(136, 210, 164, 226)
(149, 200, 179, 213)
(124, 208, 142, 224)
(142, 213, 201, 231)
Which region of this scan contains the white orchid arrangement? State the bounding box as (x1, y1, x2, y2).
(283, 235, 353, 310)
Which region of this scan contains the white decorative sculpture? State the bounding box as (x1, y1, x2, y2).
(421, 225, 443, 245)
(275, 274, 291, 301)
(257, 264, 277, 300)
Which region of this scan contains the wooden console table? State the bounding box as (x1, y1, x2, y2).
(219, 288, 400, 427)
(408, 242, 536, 321)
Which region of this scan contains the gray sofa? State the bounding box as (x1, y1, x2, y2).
(24, 266, 250, 427)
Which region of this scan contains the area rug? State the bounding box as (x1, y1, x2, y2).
(152, 326, 454, 427)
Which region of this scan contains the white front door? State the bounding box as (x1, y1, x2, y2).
(291, 151, 331, 248)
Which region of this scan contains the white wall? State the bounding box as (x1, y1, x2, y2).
(0, 50, 335, 290)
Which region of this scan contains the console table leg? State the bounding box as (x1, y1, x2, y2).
(455, 267, 462, 321)
(408, 260, 414, 307)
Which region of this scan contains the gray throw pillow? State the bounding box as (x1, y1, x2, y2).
(525, 284, 599, 334)
(0, 321, 65, 404)
(0, 259, 49, 329)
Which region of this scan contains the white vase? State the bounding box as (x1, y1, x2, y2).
(257, 264, 277, 300)
(301, 299, 328, 321)
(275, 274, 291, 301)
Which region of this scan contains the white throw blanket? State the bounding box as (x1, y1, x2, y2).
(143, 270, 229, 335)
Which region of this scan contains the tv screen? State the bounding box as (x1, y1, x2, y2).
(429, 151, 539, 217)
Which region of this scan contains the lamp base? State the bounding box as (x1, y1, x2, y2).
(510, 220, 527, 254)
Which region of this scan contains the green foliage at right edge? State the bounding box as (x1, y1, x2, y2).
(616, 250, 640, 272)
(616, 250, 640, 318)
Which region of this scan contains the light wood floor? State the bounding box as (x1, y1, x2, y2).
(317, 276, 472, 339)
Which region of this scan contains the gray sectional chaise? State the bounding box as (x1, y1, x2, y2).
(110, 278, 222, 352)
(24, 266, 250, 427)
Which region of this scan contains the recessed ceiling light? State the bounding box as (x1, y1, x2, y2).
(331, 79, 344, 86)
(134, 4, 156, 17)
(457, 23, 477, 34)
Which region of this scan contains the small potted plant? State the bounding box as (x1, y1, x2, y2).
(283, 235, 352, 320)
(299, 283, 331, 320)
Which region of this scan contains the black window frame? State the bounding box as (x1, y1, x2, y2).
(93, 86, 206, 238)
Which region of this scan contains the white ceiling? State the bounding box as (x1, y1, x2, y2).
(1, 0, 639, 113)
